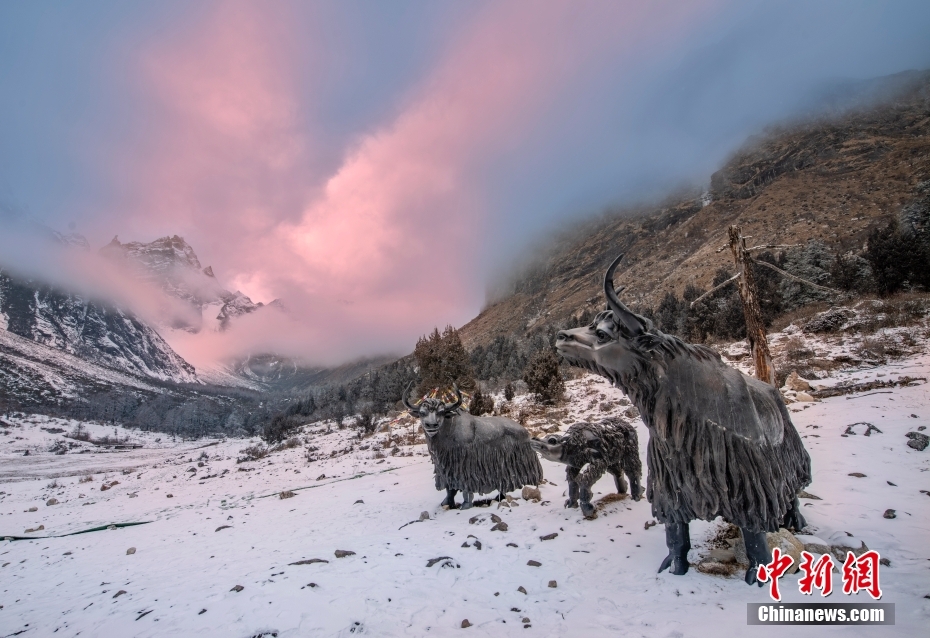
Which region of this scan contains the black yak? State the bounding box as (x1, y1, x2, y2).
(531, 418, 643, 519)
(554, 254, 811, 585)
(403, 383, 543, 509)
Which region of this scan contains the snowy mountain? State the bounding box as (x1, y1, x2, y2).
(100, 235, 266, 332)
(0, 266, 196, 385)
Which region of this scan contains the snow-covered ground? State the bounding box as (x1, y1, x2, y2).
(1, 330, 929, 636)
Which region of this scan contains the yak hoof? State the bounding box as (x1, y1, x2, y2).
(564, 499, 578, 509)
(460, 501, 473, 510)
(658, 553, 689, 576)
(631, 487, 643, 502)
(745, 566, 764, 587)
(581, 503, 596, 519)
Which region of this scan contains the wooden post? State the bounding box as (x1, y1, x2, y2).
(727, 225, 776, 386)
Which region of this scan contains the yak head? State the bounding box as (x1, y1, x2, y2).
(555, 253, 654, 382)
(529, 433, 565, 463)
(402, 381, 462, 438)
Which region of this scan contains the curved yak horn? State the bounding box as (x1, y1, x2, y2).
(402, 380, 420, 413)
(604, 253, 647, 335)
(443, 383, 463, 413)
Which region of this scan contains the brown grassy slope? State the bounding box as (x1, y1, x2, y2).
(458, 74, 930, 350)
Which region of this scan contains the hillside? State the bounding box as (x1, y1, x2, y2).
(458, 71, 930, 350)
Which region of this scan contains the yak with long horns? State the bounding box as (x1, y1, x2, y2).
(555, 254, 811, 585)
(403, 383, 543, 509)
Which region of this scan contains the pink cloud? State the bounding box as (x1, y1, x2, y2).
(105, 1, 722, 365)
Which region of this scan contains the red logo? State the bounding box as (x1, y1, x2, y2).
(841, 550, 882, 600)
(798, 551, 834, 596)
(756, 547, 795, 601)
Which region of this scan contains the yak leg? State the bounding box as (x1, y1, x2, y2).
(579, 484, 596, 519)
(460, 490, 474, 510)
(658, 522, 691, 576)
(741, 528, 771, 587)
(564, 467, 580, 509)
(781, 497, 806, 532)
(608, 464, 628, 495)
(440, 488, 458, 509)
(626, 468, 643, 502)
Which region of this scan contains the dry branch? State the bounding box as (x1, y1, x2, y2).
(812, 376, 926, 399)
(689, 273, 740, 308)
(753, 260, 841, 294)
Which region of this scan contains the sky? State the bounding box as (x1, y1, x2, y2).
(1, 0, 929, 365)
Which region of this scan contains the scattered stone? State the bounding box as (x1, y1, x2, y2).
(521, 486, 541, 501)
(126, 547, 136, 555)
(906, 432, 929, 451)
(707, 548, 736, 563)
(107, 525, 116, 530)
(46, 498, 58, 506)
(623, 406, 640, 419)
(785, 371, 812, 392)
(527, 560, 541, 567)
(230, 585, 244, 592)
(419, 511, 431, 521)
(887, 481, 897, 486)
(24, 525, 44, 533)
(883, 509, 896, 519)
(26, 507, 37, 512)
(880, 558, 891, 567)
(795, 534, 832, 556)
(490, 514, 502, 524)
(844, 422, 882, 436)
(316, 474, 326, 481)
(522, 617, 531, 623)
(279, 490, 296, 499)
(539, 533, 558, 541)
(290, 558, 328, 565)
(113, 590, 126, 598)
(506, 543, 518, 548)
(307, 583, 318, 588)
(468, 515, 482, 524)
(334, 550, 356, 558)
(426, 556, 457, 568)
(517, 586, 527, 595)
(166, 494, 173, 498)
(461, 619, 472, 628)
(795, 392, 815, 402)
(100, 481, 120, 491)
(215, 525, 231, 532)
(198, 609, 206, 615)
(644, 520, 657, 530)
(798, 490, 822, 500)
(548, 580, 557, 588)
(830, 539, 869, 562)
(490, 522, 509, 532)
(848, 473, 866, 478)
(354, 499, 364, 504)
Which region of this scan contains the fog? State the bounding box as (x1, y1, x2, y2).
(1, 0, 928, 367)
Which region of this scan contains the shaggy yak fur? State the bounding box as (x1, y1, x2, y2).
(403, 383, 543, 509)
(531, 418, 643, 519)
(555, 253, 812, 585)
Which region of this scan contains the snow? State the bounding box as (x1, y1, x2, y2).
(1, 337, 929, 636)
